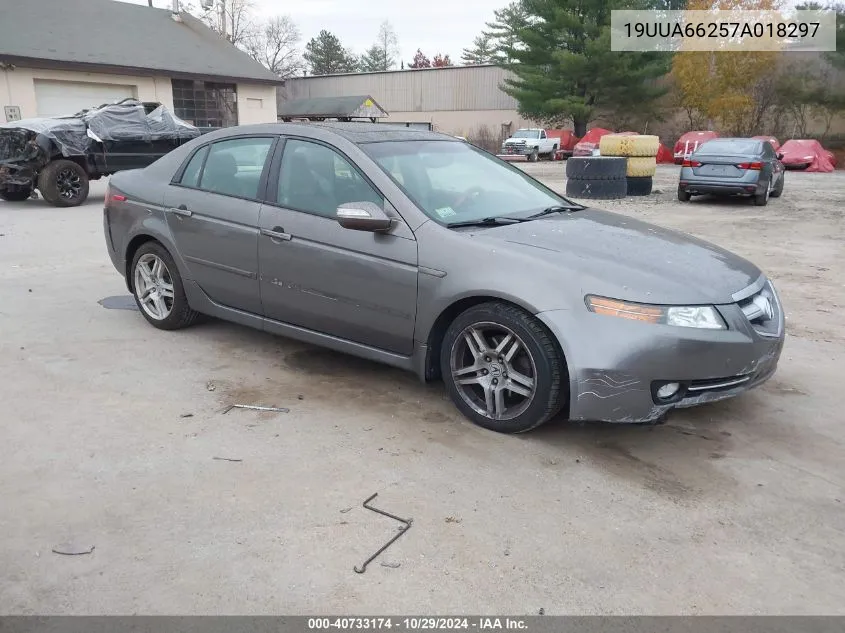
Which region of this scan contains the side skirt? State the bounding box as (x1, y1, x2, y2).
(183, 280, 420, 375)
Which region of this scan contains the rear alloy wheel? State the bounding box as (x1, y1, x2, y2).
(441, 302, 565, 433)
(131, 242, 199, 330)
(754, 179, 770, 206)
(678, 186, 691, 202)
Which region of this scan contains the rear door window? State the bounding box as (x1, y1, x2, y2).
(179, 145, 209, 187)
(198, 137, 274, 199)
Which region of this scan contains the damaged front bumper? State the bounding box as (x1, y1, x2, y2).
(0, 128, 45, 188)
(537, 279, 785, 423)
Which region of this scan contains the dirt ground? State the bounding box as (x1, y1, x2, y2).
(1, 165, 844, 615)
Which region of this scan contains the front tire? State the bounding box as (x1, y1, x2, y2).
(528, 149, 539, 162)
(440, 302, 566, 434)
(131, 242, 199, 330)
(38, 159, 89, 207)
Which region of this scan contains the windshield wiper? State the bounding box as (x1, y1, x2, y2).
(526, 204, 585, 219)
(446, 216, 529, 229)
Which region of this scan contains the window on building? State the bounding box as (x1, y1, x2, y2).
(171, 79, 238, 129)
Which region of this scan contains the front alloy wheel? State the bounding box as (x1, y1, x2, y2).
(450, 322, 538, 421)
(441, 302, 566, 433)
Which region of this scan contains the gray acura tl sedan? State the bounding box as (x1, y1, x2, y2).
(103, 123, 785, 433)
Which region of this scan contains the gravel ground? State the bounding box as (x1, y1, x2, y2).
(1, 165, 844, 615)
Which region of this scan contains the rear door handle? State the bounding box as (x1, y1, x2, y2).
(169, 204, 192, 217)
(261, 227, 292, 242)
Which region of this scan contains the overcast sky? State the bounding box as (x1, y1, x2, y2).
(118, 0, 512, 66)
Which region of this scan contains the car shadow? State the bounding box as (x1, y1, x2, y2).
(153, 316, 797, 500)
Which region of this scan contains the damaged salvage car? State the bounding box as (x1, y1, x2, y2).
(0, 99, 199, 206)
(103, 123, 785, 434)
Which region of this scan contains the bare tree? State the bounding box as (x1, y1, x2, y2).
(377, 21, 399, 70)
(196, 0, 256, 47)
(245, 15, 303, 78)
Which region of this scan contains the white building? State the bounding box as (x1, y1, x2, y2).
(1, 0, 280, 127)
(279, 65, 537, 138)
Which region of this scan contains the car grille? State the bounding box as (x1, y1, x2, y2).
(737, 279, 782, 338)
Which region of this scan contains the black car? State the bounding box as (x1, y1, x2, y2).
(0, 99, 200, 207)
(678, 138, 785, 206)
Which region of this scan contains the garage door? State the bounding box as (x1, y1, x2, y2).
(34, 80, 137, 117)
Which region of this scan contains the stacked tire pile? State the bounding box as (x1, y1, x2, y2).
(564, 156, 628, 200)
(598, 134, 660, 196)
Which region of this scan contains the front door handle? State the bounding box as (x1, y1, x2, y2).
(169, 204, 192, 217)
(261, 226, 292, 242)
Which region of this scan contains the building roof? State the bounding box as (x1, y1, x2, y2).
(277, 95, 388, 120)
(290, 63, 500, 80)
(0, 0, 280, 85)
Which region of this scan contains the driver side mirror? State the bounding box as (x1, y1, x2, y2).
(336, 201, 393, 232)
(776, 153, 784, 160)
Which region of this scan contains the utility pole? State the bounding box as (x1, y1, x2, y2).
(219, 0, 228, 41)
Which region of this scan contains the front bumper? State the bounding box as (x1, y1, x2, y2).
(499, 145, 532, 156)
(537, 278, 785, 423)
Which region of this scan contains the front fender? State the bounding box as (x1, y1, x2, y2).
(412, 221, 581, 344)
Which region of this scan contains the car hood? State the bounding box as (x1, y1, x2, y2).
(504, 138, 529, 144)
(463, 208, 761, 305)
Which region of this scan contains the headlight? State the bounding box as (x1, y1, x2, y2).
(586, 296, 726, 330)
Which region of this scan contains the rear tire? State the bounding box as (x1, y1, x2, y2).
(0, 187, 32, 202)
(440, 302, 566, 434)
(678, 186, 691, 202)
(754, 180, 770, 206)
(38, 159, 89, 207)
(130, 242, 199, 330)
(770, 173, 784, 198)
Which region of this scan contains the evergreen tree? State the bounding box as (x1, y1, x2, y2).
(461, 34, 497, 64)
(501, 0, 670, 136)
(304, 30, 358, 75)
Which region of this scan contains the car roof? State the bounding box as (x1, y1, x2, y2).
(204, 121, 458, 145)
(703, 137, 762, 145)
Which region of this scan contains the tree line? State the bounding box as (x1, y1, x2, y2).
(467, 0, 845, 138)
(183, 0, 456, 77)
(185, 0, 845, 140)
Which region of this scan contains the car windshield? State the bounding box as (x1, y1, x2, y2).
(511, 130, 540, 139)
(363, 140, 572, 225)
(696, 140, 761, 155)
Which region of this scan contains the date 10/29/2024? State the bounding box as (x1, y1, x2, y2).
(308, 618, 529, 631)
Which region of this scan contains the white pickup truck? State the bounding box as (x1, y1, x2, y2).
(498, 128, 558, 161)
